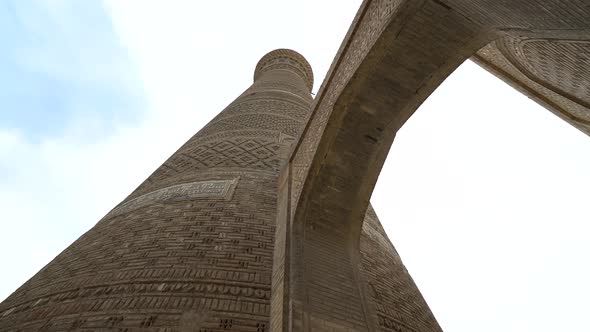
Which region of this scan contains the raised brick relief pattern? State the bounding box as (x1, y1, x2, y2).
(1, 174, 278, 331)
(498, 37, 590, 108)
(0, 49, 313, 331)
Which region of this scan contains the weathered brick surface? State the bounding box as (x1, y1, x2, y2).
(4, 0, 587, 330)
(0, 49, 314, 331)
(0, 47, 441, 332)
(273, 0, 589, 330)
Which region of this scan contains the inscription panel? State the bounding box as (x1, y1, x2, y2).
(104, 179, 238, 220)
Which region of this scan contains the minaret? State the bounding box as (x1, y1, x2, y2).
(0, 49, 440, 331)
(0, 49, 314, 331)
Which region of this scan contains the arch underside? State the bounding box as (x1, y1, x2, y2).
(274, 0, 590, 330)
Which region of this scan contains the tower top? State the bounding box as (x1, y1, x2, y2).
(254, 49, 314, 92)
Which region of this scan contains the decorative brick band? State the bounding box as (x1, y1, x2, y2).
(254, 49, 314, 92)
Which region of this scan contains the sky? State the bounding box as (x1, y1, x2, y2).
(1, 1, 589, 331)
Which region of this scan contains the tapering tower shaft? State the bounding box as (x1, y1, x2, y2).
(0, 48, 442, 332)
(0, 49, 314, 331)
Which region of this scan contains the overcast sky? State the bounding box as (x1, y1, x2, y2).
(1, 1, 589, 331)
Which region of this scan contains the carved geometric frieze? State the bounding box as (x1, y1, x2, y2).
(474, 35, 590, 135)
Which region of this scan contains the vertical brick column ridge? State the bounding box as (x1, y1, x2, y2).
(0, 49, 313, 331)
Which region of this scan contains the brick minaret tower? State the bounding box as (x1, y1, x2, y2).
(0, 50, 440, 331)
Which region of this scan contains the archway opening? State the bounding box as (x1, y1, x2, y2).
(372, 59, 590, 332)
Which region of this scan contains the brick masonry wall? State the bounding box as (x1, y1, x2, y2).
(0, 49, 440, 332)
(0, 49, 314, 332)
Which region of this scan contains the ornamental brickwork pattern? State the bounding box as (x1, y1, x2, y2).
(0, 50, 313, 331)
(0, 49, 439, 332)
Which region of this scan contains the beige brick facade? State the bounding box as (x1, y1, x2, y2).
(2, 0, 589, 330)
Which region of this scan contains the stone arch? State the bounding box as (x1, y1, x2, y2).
(272, 0, 590, 330)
